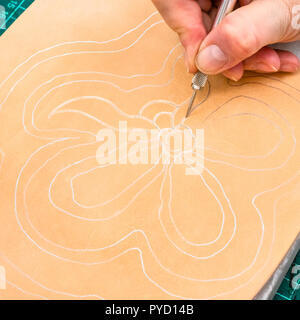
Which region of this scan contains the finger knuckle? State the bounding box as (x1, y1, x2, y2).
(221, 18, 259, 59)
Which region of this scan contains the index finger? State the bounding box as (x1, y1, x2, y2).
(152, 0, 207, 72)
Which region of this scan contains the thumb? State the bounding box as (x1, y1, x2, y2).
(196, 0, 300, 75)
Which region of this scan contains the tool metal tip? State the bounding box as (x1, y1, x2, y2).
(185, 90, 197, 118)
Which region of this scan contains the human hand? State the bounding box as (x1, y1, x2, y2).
(151, 0, 300, 81)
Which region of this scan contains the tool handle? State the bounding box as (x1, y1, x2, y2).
(212, 0, 237, 29)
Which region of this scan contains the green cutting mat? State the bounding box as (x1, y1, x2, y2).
(0, 0, 299, 301)
(0, 0, 34, 35)
(274, 252, 300, 300)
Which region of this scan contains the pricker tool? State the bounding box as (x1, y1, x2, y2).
(185, 0, 237, 118)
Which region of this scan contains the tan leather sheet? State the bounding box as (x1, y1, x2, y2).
(0, 0, 299, 299)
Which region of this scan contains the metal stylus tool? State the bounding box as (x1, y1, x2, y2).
(185, 0, 238, 118)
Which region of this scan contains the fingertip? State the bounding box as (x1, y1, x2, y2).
(239, 0, 252, 6)
(276, 49, 300, 73)
(179, 25, 207, 74)
(243, 47, 280, 73)
(185, 45, 201, 73)
(222, 63, 244, 81)
(197, 0, 212, 12)
(279, 64, 299, 73)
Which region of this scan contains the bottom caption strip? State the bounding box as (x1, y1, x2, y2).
(105, 303, 194, 318)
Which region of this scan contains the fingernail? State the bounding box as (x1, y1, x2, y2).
(280, 63, 299, 72)
(247, 62, 278, 72)
(225, 74, 239, 82)
(271, 65, 279, 72)
(196, 45, 227, 73)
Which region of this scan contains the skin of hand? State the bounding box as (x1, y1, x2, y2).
(151, 0, 300, 81)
